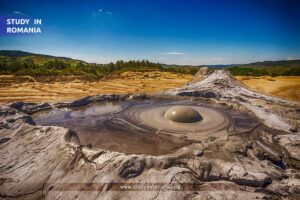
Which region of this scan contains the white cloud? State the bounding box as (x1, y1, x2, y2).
(93, 9, 112, 16)
(160, 52, 185, 55)
(13, 11, 23, 15)
(287, 56, 294, 60)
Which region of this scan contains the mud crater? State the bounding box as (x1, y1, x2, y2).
(33, 99, 258, 155)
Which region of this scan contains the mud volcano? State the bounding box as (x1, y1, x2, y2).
(33, 99, 254, 155)
(2, 68, 300, 200)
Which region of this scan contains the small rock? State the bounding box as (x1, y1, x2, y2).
(64, 130, 80, 144)
(117, 156, 145, 179)
(289, 127, 298, 133)
(208, 136, 217, 141)
(225, 139, 248, 156)
(193, 149, 204, 157)
(0, 137, 11, 144)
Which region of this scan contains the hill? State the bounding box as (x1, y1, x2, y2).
(0, 50, 198, 81)
(0, 50, 85, 65)
(239, 60, 300, 68)
(0, 50, 299, 78)
(226, 60, 300, 76)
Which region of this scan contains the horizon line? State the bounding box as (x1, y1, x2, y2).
(1, 49, 299, 66)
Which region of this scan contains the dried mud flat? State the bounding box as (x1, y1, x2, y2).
(0, 72, 192, 104)
(236, 76, 300, 102)
(1, 68, 300, 200)
(1, 73, 299, 105)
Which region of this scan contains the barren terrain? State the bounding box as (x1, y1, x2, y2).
(1, 68, 299, 199)
(0, 73, 299, 104)
(237, 76, 300, 102)
(0, 72, 192, 104)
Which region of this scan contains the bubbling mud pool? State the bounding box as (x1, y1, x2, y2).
(32, 99, 258, 155)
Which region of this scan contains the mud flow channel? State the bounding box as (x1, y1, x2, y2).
(32, 99, 258, 155)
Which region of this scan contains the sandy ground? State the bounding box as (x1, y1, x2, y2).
(0, 73, 299, 104)
(0, 72, 193, 104)
(236, 76, 300, 102)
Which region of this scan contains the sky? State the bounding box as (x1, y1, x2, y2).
(0, 0, 300, 65)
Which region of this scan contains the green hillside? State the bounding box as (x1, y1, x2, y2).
(0, 50, 198, 80)
(228, 60, 300, 76)
(0, 50, 299, 78)
(239, 60, 300, 68)
(0, 50, 85, 65)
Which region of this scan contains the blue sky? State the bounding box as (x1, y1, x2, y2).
(0, 0, 300, 65)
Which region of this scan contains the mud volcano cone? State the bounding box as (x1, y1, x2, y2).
(164, 106, 203, 123)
